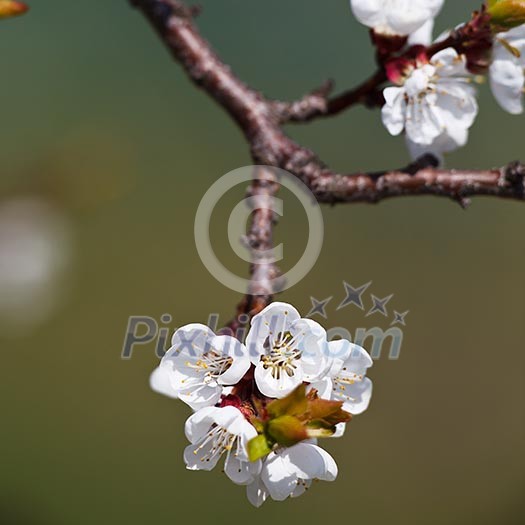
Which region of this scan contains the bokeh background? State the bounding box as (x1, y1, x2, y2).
(1, 1, 524, 523)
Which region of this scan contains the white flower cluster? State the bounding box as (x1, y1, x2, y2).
(349, 0, 525, 160)
(151, 302, 373, 506)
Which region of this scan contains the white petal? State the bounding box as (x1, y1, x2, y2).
(207, 334, 245, 359)
(283, 443, 338, 482)
(184, 440, 222, 471)
(382, 87, 406, 136)
(386, 4, 432, 36)
(435, 81, 478, 130)
(251, 302, 301, 325)
(408, 18, 434, 46)
(149, 365, 178, 399)
(405, 126, 468, 161)
(212, 406, 248, 436)
(498, 25, 525, 51)
(261, 452, 297, 501)
(225, 456, 262, 485)
(404, 97, 444, 146)
(326, 340, 353, 367)
(187, 406, 247, 441)
(292, 318, 329, 382)
(431, 48, 468, 78)
(177, 382, 222, 411)
(326, 340, 371, 377)
(291, 479, 312, 499)
(184, 406, 219, 442)
(490, 59, 524, 115)
(184, 407, 237, 472)
(169, 323, 214, 352)
(443, 123, 469, 149)
(163, 324, 214, 378)
(208, 335, 251, 385)
(163, 328, 248, 409)
(332, 423, 347, 438)
(340, 343, 373, 376)
(217, 354, 250, 385)
(351, 0, 443, 36)
(254, 360, 303, 398)
(491, 27, 525, 116)
(334, 376, 373, 415)
(350, 0, 385, 29)
(246, 477, 269, 507)
(223, 411, 258, 453)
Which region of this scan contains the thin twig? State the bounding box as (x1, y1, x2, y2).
(225, 167, 281, 333)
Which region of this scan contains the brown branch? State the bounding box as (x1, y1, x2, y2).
(226, 167, 281, 333)
(273, 80, 334, 123)
(305, 159, 525, 207)
(129, 0, 524, 203)
(129, 0, 525, 314)
(275, 71, 386, 123)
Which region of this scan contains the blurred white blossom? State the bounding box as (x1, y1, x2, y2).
(0, 198, 71, 335)
(490, 25, 525, 114)
(350, 0, 444, 36)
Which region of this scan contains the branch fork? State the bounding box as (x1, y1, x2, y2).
(129, 0, 525, 322)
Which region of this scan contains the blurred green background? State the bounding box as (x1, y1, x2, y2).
(0, 1, 524, 523)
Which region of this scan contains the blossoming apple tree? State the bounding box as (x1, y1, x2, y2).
(133, 0, 525, 507)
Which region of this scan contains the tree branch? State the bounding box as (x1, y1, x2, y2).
(129, 0, 525, 317)
(129, 0, 525, 205)
(305, 159, 525, 207)
(226, 167, 280, 333)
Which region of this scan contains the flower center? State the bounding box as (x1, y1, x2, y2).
(404, 66, 434, 97)
(261, 331, 301, 380)
(187, 350, 233, 380)
(194, 425, 241, 464)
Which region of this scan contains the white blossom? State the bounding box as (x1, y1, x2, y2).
(382, 48, 478, 159)
(184, 406, 262, 485)
(311, 340, 373, 419)
(490, 25, 525, 115)
(150, 323, 250, 410)
(350, 0, 444, 36)
(245, 302, 330, 398)
(247, 441, 338, 506)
